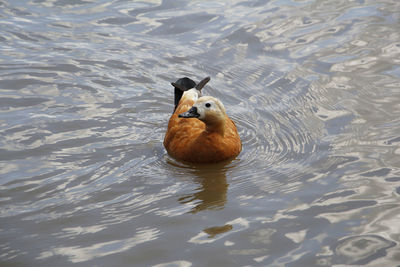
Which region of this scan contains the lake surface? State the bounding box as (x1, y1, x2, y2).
(1, 0, 400, 266)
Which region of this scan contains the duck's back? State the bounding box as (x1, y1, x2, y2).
(163, 91, 204, 161)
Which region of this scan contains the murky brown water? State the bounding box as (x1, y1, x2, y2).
(1, 0, 400, 266)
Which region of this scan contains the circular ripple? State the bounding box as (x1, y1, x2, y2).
(334, 234, 396, 265)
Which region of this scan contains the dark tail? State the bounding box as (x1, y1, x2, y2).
(171, 77, 211, 112)
(171, 77, 196, 112)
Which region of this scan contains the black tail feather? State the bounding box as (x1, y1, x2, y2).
(172, 77, 196, 112)
(171, 77, 211, 112)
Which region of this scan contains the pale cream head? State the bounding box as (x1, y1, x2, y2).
(193, 96, 226, 121)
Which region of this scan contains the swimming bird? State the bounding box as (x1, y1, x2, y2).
(164, 77, 241, 163)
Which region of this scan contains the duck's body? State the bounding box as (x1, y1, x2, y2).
(164, 77, 241, 163)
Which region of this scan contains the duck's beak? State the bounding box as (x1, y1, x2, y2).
(179, 106, 200, 118)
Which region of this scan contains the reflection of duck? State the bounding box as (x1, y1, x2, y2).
(164, 77, 242, 163)
(178, 162, 229, 213)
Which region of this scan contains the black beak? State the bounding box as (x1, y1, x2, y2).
(178, 106, 200, 118)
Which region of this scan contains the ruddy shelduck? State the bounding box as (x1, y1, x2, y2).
(164, 77, 241, 163)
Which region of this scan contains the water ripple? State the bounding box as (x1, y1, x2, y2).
(1, 0, 400, 265)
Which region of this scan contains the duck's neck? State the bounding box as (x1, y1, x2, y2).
(205, 118, 226, 136)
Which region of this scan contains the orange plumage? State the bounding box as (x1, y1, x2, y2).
(164, 77, 241, 163)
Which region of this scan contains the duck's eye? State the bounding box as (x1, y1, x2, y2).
(205, 103, 211, 108)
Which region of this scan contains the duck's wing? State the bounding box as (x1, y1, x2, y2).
(225, 117, 242, 154)
(164, 87, 207, 159)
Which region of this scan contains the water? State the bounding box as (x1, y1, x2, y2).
(1, 0, 399, 266)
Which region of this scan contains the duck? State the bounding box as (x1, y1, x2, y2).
(164, 76, 241, 163)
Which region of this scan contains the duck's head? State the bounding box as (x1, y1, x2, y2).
(179, 96, 227, 127)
